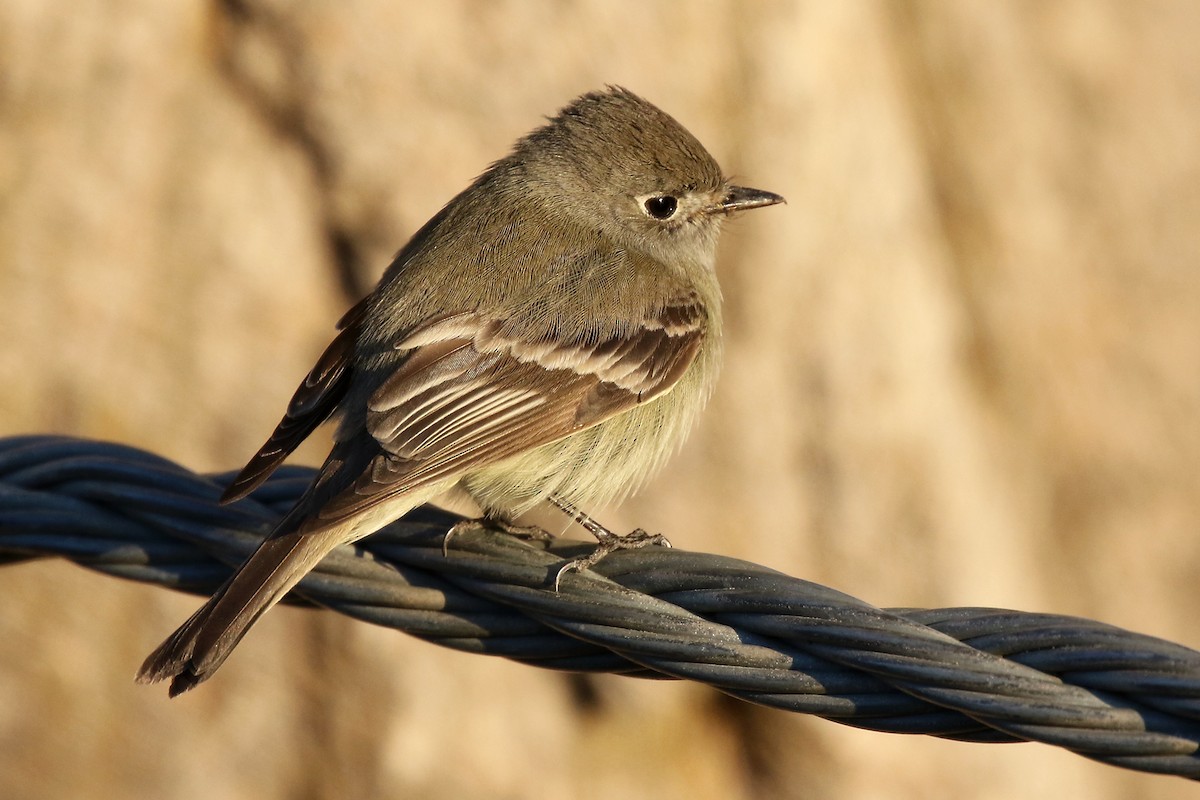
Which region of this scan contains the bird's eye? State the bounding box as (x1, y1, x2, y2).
(643, 195, 678, 220)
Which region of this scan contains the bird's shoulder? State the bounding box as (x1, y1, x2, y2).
(363, 192, 709, 349)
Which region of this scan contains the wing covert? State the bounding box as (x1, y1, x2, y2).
(316, 293, 707, 521)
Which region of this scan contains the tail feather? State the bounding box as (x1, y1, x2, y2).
(139, 432, 447, 695)
(136, 529, 347, 696)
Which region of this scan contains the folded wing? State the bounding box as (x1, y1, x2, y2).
(316, 292, 707, 522)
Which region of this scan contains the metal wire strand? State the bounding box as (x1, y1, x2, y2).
(2, 435, 1199, 780)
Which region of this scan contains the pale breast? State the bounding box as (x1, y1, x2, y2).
(460, 319, 722, 516)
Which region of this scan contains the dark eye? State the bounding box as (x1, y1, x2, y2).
(643, 195, 678, 220)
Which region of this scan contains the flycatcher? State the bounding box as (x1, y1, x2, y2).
(138, 86, 783, 695)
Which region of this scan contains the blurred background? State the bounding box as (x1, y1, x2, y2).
(2, 1, 1199, 798)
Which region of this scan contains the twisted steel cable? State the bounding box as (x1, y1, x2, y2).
(2, 435, 1199, 779)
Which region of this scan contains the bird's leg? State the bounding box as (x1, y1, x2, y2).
(442, 512, 555, 556)
(548, 495, 672, 589)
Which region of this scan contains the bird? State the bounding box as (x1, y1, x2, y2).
(137, 86, 783, 695)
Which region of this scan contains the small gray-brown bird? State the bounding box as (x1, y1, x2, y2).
(138, 87, 782, 695)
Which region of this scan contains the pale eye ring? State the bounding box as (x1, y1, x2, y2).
(643, 195, 679, 220)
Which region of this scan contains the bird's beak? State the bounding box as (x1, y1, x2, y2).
(717, 185, 785, 213)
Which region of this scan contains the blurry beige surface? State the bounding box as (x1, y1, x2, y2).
(2, 1, 1199, 798)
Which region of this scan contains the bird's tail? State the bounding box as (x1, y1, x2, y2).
(135, 525, 349, 696)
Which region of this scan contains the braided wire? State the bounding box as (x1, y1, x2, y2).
(2, 435, 1198, 779)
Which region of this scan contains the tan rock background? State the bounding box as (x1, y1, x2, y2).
(2, 1, 1199, 798)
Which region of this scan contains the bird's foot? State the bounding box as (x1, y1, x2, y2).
(547, 494, 672, 590)
(442, 515, 554, 556)
(553, 527, 671, 590)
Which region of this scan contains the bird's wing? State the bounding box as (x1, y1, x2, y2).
(220, 296, 371, 504)
(136, 294, 704, 695)
(312, 291, 707, 523)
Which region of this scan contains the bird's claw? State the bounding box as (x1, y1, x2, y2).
(442, 517, 554, 556)
(553, 528, 671, 591)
